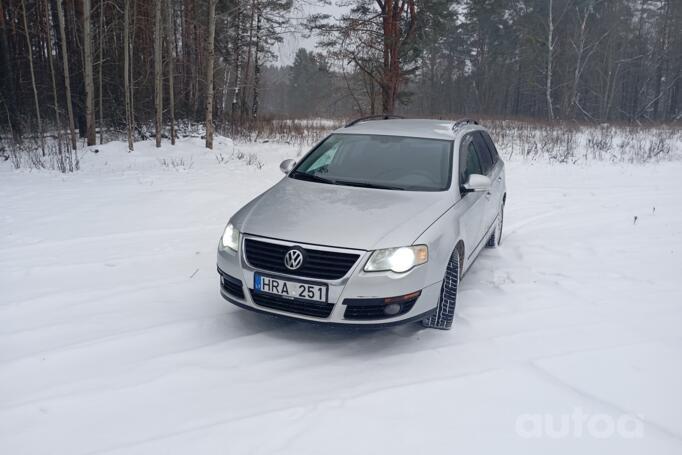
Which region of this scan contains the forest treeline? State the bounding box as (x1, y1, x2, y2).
(0, 0, 680, 154)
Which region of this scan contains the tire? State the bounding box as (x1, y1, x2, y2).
(485, 205, 504, 248)
(422, 248, 461, 330)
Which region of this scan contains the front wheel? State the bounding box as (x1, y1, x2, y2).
(485, 205, 504, 248)
(422, 248, 461, 330)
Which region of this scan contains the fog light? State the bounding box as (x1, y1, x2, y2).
(384, 303, 402, 316)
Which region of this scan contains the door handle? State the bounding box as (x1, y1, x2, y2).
(497, 177, 502, 182)
(485, 192, 492, 199)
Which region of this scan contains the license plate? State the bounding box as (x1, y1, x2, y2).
(254, 273, 328, 302)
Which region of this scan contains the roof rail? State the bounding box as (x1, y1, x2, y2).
(345, 114, 404, 128)
(451, 118, 479, 130)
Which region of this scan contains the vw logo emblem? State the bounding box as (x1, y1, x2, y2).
(284, 248, 304, 270)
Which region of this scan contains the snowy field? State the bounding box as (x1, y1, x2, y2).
(1, 137, 681, 454)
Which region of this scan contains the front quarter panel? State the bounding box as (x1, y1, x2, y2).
(412, 199, 469, 287)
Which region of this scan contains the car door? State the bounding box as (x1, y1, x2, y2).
(473, 131, 501, 235)
(458, 134, 487, 267)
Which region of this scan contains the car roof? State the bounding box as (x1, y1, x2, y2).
(332, 118, 481, 141)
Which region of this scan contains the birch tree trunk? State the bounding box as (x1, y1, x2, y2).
(55, 0, 77, 152)
(83, 0, 96, 145)
(221, 64, 231, 122)
(123, 0, 133, 151)
(21, 0, 45, 154)
(568, 11, 589, 118)
(166, 0, 175, 145)
(154, 0, 163, 147)
(240, 1, 255, 119)
(205, 0, 217, 149)
(231, 0, 243, 125)
(546, 0, 555, 120)
(191, 0, 200, 118)
(44, 0, 62, 155)
(130, 0, 136, 137)
(251, 1, 261, 119)
(652, 0, 671, 120)
(98, 0, 104, 144)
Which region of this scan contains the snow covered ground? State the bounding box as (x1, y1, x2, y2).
(1, 137, 681, 454)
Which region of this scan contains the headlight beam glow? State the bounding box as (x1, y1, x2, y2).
(364, 245, 428, 273)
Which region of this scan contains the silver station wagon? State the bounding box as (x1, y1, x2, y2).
(217, 117, 506, 329)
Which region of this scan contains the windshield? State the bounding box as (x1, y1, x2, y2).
(290, 134, 453, 191)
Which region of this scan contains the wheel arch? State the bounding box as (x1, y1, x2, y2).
(455, 239, 465, 263)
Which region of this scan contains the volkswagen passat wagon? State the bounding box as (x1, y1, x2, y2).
(217, 117, 506, 329)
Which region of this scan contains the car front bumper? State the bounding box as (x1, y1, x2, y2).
(217, 234, 442, 327)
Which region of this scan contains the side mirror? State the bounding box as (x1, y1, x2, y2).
(279, 159, 296, 174)
(462, 174, 491, 193)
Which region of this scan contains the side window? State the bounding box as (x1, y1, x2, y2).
(480, 131, 500, 164)
(473, 132, 493, 175)
(459, 135, 482, 185)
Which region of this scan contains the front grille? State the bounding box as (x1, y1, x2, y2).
(343, 296, 419, 320)
(244, 238, 360, 280)
(219, 271, 245, 299)
(250, 290, 334, 318)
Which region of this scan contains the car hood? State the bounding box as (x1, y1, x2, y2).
(231, 177, 454, 250)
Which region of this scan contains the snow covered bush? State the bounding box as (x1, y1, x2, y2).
(485, 120, 681, 163)
(158, 156, 194, 171)
(222, 118, 338, 146)
(5, 141, 78, 173)
(2, 119, 679, 173)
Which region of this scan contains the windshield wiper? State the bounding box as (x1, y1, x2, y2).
(291, 172, 405, 190)
(333, 180, 405, 191)
(290, 171, 335, 185)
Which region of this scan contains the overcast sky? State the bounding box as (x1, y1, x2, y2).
(275, 1, 347, 66)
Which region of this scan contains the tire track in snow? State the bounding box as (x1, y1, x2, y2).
(527, 359, 682, 442)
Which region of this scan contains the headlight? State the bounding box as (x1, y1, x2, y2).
(220, 223, 240, 252)
(364, 245, 428, 273)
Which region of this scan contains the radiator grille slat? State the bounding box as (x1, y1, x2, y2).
(244, 238, 360, 280)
